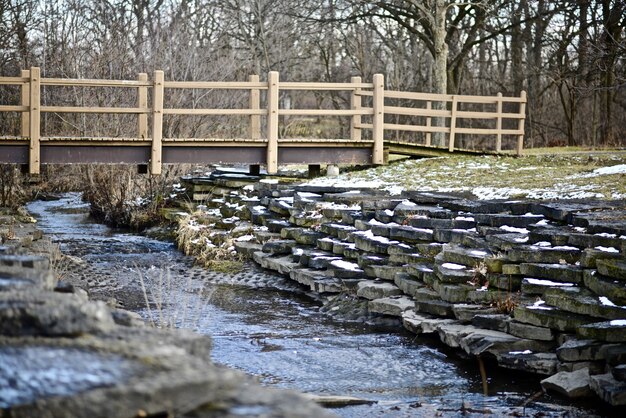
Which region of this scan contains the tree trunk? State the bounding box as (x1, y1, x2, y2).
(431, 0, 448, 147)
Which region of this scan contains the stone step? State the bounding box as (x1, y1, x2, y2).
(291, 229, 326, 246)
(253, 230, 281, 244)
(513, 304, 599, 332)
(583, 270, 626, 305)
(596, 259, 626, 281)
(352, 230, 399, 254)
(580, 248, 623, 269)
(543, 287, 626, 320)
(577, 320, 626, 343)
(473, 213, 544, 228)
(366, 265, 408, 281)
(405, 217, 476, 230)
(556, 338, 618, 362)
(368, 296, 414, 317)
(233, 241, 263, 258)
(290, 268, 343, 293)
(541, 368, 593, 398)
(387, 225, 434, 243)
(433, 259, 475, 284)
(488, 274, 522, 291)
(519, 263, 583, 284)
(521, 278, 577, 296)
(415, 299, 455, 317)
(440, 244, 495, 268)
(266, 219, 292, 233)
(458, 327, 553, 356)
(405, 263, 435, 281)
(356, 280, 403, 300)
(394, 204, 454, 220)
(257, 254, 300, 275)
(567, 233, 622, 250)
(529, 227, 572, 246)
(433, 282, 473, 303)
(268, 199, 292, 216)
(506, 244, 581, 264)
(332, 241, 354, 255)
(262, 239, 297, 255)
(451, 304, 497, 323)
(486, 233, 530, 251)
(401, 310, 458, 334)
(316, 237, 342, 252)
(497, 352, 558, 375)
(394, 272, 424, 297)
(507, 320, 555, 341)
(416, 242, 445, 258)
(327, 259, 366, 279)
(373, 209, 394, 224)
(472, 314, 511, 332)
(319, 223, 357, 240)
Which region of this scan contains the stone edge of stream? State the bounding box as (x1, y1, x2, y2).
(0, 212, 335, 418)
(177, 172, 626, 409)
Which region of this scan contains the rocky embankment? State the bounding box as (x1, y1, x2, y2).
(182, 173, 626, 408)
(0, 212, 333, 417)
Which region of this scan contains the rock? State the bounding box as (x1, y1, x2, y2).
(368, 296, 414, 317)
(356, 280, 402, 300)
(541, 368, 593, 398)
(580, 248, 623, 269)
(402, 310, 458, 334)
(577, 320, 626, 343)
(387, 225, 434, 243)
(589, 373, 626, 406)
(513, 305, 597, 332)
(394, 272, 423, 296)
(111, 309, 145, 327)
(518, 263, 583, 284)
(259, 255, 300, 275)
(452, 304, 497, 323)
(612, 364, 626, 382)
(327, 259, 366, 279)
(502, 264, 521, 275)
(557, 361, 605, 375)
(319, 223, 357, 240)
(543, 287, 626, 320)
(352, 230, 398, 254)
(437, 323, 479, 348)
(302, 393, 376, 407)
(291, 229, 326, 246)
(262, 239, 296, 255)
(0, 255, 55, 290)
(290, 269, 343, 293)
(596, 259, 626, 281)
(556, 338, 617, 362)
(406, 217, 475, 230)
(567, 233, 622, 250)
(520, 278, 577, 296)
(472, 314, 511, 332)
(473, 213, 544, 228)
(434, 260, 475, 284)
(459, 328, 552, 356)
(405, 263, 435, 281)
(488, 274, 522, 291)
(440, 244, 494, 267)
(433, 283, 472, 303)
(368, 265, 407, 281)
(497, 352, 557, 375)
(316, 237, 340, 252)
(507, 320, 554, 341)
(0, 290, 114, 337)
(415, 299, 455, 317)
(506, 245, 581, 264)
(583, 270, 626, 305)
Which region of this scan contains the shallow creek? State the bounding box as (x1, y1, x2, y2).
(27, 193, 603, 417)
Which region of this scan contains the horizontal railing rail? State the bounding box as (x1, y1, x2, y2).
(0, 67, 526, 175)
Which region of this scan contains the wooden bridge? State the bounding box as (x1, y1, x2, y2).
(0, 68, 526, 175)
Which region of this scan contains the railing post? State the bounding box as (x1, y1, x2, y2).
(249, 75, 261, 140)
(425, 101, 432, 146)
(138, 73, 148, 139)
(495, 92, 503, 152)
(151, 70, 164, 175)
(372, 73, 384, 165)
(20, 69, 30, 138)
(350, 76, 362, 142)
(266, 71, 279, 174)
(28, 67, 41, 175)
(448, 96, 458, 153)
(517, 90, 527, 156)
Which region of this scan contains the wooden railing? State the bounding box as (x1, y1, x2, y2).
(0, 68, 526, 175)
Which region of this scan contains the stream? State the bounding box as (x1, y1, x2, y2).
(27, 193, 604, 417)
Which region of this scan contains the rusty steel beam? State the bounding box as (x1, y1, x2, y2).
(0, 143, 373, 166)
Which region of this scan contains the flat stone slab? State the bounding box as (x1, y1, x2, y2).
(580, 248, 623, 269)
(440, 244, 494, 267)
(259, 255, 300, 275)
(0, 290, 114, 337)
(543, 287, 626, 320)
(0, 255, 55, 291)
(597, 259, 626, 281)
(584, 271, 626, 305)
(519, 263, 583, 284)
(506, 245, 581, 264)
(472, 314, 511, 332)
(507, 320, 554, 341)
(556, 338, 618, 362)
(402, 310, 458, 334)
(541, 368, 593, 398)
(521, 277, 577, 296)
(262, 239, 297, 255)
(458, 328, 552, 356)
(394, 272, 423, 297)
(356, 280, 402, 300)
(452, 304, 497, 323)
(352, 230, 399, 254)
(513, 305, 597, 332)
(290, 269, 342, 293)
(328, 259, 366, 279)
(368, 296, 414, 317)
(590, 373, 626, 406)
(497, 352, 558, 375)
(577, 320, 626, 343)
(387, 225, 434, 243)
(416, 299, 455, 317)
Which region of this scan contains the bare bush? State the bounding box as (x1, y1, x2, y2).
(0, 165, 25, 208)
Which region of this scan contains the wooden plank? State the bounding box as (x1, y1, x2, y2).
(425, 101, 432, 146)
(455, 127, 523, 135)
(517, 91, 527, 155)
(372, 73, 384, 164)
(42, 78, 149, 87)
(249, 75, 261, 140)
(279, 109, 372, 116)
(456, 110, 524, 119)
(448, 96, 458, 153)
(164, 81, 267, 89)
(41, 106, 148, 114)
(357, 91, 374, 97)
(384, 106, 451, 117)
(151, 70, 164, 175)
(29, 67, 41, 175)
(384, 123, 450, 133)
(266, 71, 279, 174)
(0, 76, 28, 85)
(280, 82, 373, 90)
(384, 91, 454, 101)
(163, 108, 265, 116)
(350, 76, 362, 141)
(138, 73, 148, 139)
(496, 92, 503, 152)
(20, 70, 30, 137)
(0, 105, 28, 112)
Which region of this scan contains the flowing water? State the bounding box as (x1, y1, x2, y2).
(27, 194, 605, 417)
